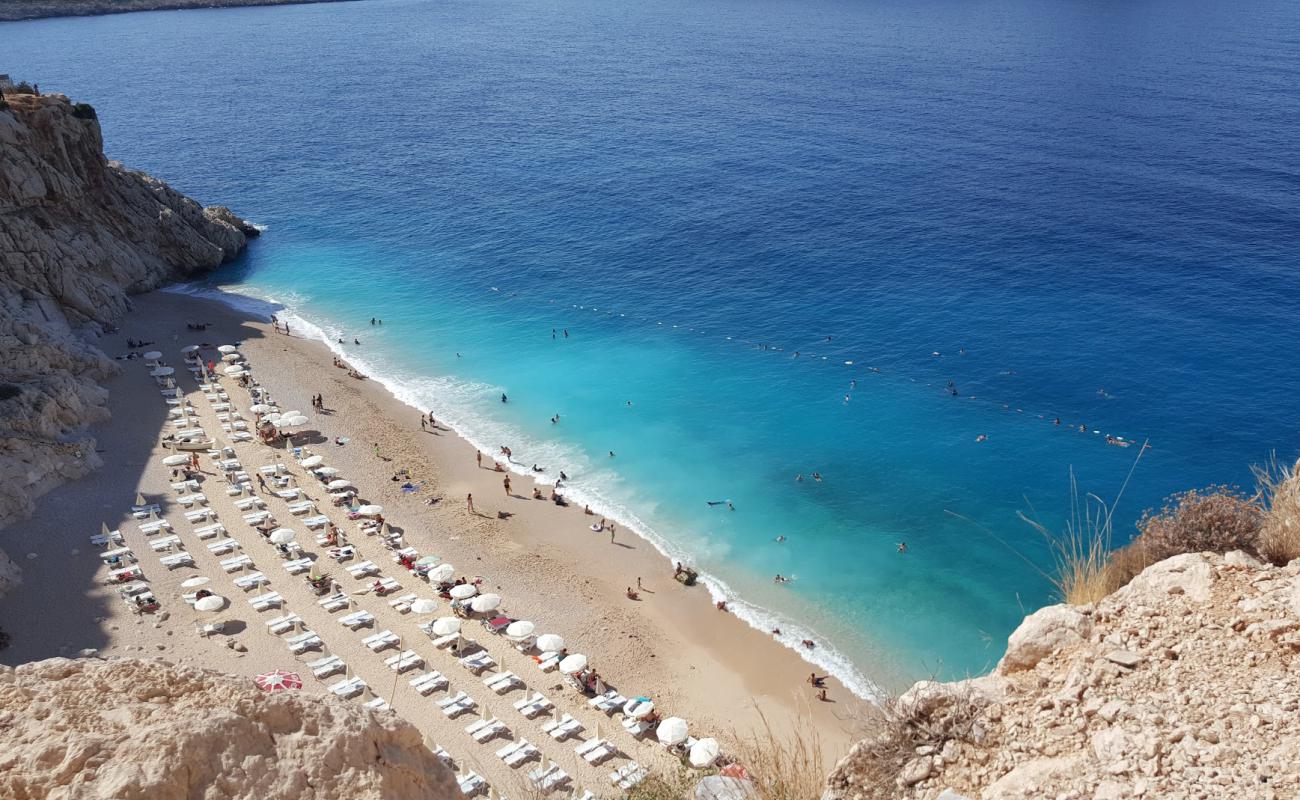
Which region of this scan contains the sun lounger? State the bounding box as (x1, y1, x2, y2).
(174, 428, 205, 438)
(216, 458, 241, 470)
(456, 771, 486, 797)
(327, 545, 357, 561)
(211, 402, 231, 412)
(622, 716, 651, 737)
(464, 717, 494, 737)
(515, 692, 554, 720)
(610, 762, 646, 790)
(391, 546, 418, 562)
(282, 557, 313, 574)
(439, 692, 476, 717)
(207, 538, 240, 555)
(286, 630, 322, 653)
(137, 519, 171, 535)
(149, 535, 181, 552)
(588, 690, 627, 712)
(230, 431, 254, 442)
(536, 651, 561, 672)
(184, 508, 215, 523)
(170, 479, 200, 493)
(318, 592, 350, 612)
(385, 649, 423, 672)
(107, 565, 144, 583)
(528, 765, 569, 792)
(177, 493, 207, 507)
(232, 571, 267, 590)
(361, 629, 400, 652)
(345, 560, 378, 578)
(579, 738, 616, 764)
(431, 632, 460, 649)
(221, 554, 254, 572)
(373, 576, 401, 593)
(159, 552, 195, 569)
(248, 591, 283, 611)
(242, 511, 272, 525)
(303, 515, 330, 529)
(363, 696, 390, 711)
(459, 651, 495, 674)
(265, 612, 302, 634)
(131, 503, 162, 518)
(387, 592, 418, 613)
(192, 522, 225, 539)
(466, 717, 506, 743)
(483, 671, 519, 693)
(306, 654, 345, 678)
(338, 610, 375, 629)
(504, 739, 540, 767)
(409, 671, 448, 694)
(233, 496, 266, 511)
(119, 581, 151, 597)
(90, 530, 124, 546)
(496, 739, 525, 761)
(287, 500, 314, 515)
(100, 546, 135, 563)
(328, 676, 366, 698)
(544, 714, 584, 740)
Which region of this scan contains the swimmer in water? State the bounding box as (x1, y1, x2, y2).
(501, 393, 508, 403)
(976, 434, 988, 443)
(774, 535, 787, 543)
(608, 451, 616, 458)
(774, 574, 788, 584)
(354, 338, 360, 345)
(707, 500, 727, 507)
(795, 474, 803, 482)
(812, 472, 823, 482)
(898, 541, 908, 553)
(728, 501, 735, 511)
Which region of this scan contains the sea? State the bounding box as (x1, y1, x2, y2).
(8, 0, 1299, 698)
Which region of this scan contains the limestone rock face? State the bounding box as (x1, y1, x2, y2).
(0, 657, 459, 799)
(0, 90, 254, 528)
(824, 552, 1300, 800)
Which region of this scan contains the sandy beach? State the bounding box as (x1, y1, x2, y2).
(0, 288, 870, 794)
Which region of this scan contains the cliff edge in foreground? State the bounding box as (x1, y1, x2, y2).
(0, 89, 256, 535)
(0, 657, 458, 799)
(824, 551, 1300, 800)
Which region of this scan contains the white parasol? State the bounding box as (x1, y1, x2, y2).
(470, 593, 501, 613)
(300, 455, 324, 468)
(427, 563, 455, 583)
(223, 365, 245, 376)
(268, 528, 296, 545)
(150, 367, 175, 377)
(535, 634, 565, 653)
(411, 598, 438, 614)
(449, 583, 477, 600)
(142, 350, 163, 360)
(657, 716, 689, 745)
(356, 504, 383, 517)
(326, 479, 353, 491)
(221, 353, 243, 363)
(558, 653, 588, 674)
(218, 345, 238, 354)
(194, 595, 226, 612)
(314, 466, 340, 477)
(689, 737, 721, 768)
(249, 403, 273, 414)
(181, 345, 201, 355)
(431, 617, 461, 636)
(162, 454, 189, 466)
(181, 576, 210, 588)
(624, 698, 655, 719)
(505, 620, 535, 640)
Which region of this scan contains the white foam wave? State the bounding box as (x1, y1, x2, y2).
(164, 280, 884, 702)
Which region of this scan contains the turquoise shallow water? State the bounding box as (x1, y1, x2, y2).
(10, 0, 1300, 695)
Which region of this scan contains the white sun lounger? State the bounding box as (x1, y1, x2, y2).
(158, 552, 195, 569)
(409, 671, 448, 694)
(248, 591, 283, 611)
(536, 651, 561, 672)
(515, 692, 553, 719)
(273, 488, 302, 501)
(456, 771, 486, 797)
(338, 610, 375, 629)
(306, 654, 345, 678)
(107, 565, 144, 582)
(265, 612, 302, 634)
(170, 479, 200, 493)
(303, 515, 330, 529)
(373, 576, 401, 594)
(132, 503, 161, 519)
(431, 632, 460, 649)
(459, 651, 495, 674)
(588, 690, 627, 712)
(184, 508, 215, 523)
(282, 557, 313, 574)
(483, 671, 519, 693)
(361, 629, 399, 652)
(207, 538, 240, 555)
(174, 427, 205, 438)
(439, 692, 476, 717)
(610, 762, 646, 790)
(90, 530, 124, 546)
(221, 554, 254, 572)
(622, 716, 651, 737)
(327, 545, 357, 561)
(100, 546, 135, 562)
(363, 696, 390, 711)
(345, 560, 378, 578)
(466, 717, 507, 743)
(177, 493, 207, 507)
(528, 765, 569, 792)
(230, 431, 254, 442)
(328, 676, 366, 698)
(193, 522, 225, 540)
(318, 592, 350, 612)
(501, 739, 539, 767)
(149, 535, 181, 552)
(233, 571, 268, 590)
(138, 519, 171, 535)
(287, 500, 314, 515)
(233, 496, 266, 511)
(387, 592, 418, 613)
(543, 714, 582, 740)
(242, 511, 272, 526)
(384, 649, 423, 672)
(579, 738, 616, 764)
(286, 630, 322, 653)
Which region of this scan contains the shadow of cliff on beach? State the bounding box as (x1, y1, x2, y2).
(0, 296, 271, 666)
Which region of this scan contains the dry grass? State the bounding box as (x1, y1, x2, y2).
(1253, 456, 1300, 565)
(1018, 471, 1127, 605)
(1135, 485, 1262, 562)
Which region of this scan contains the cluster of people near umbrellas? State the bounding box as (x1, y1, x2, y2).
(95, 337, 741, 797)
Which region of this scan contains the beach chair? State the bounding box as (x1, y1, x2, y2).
(287, 500, 314, 515)
(274, 488, 302, 501)
(579, 738, 616, 765)
(90, 530, 124, 547)
(387, 592, 418, 613)
(159, 552, 195, 569)
(496, 739, 525, 762)
(610, 763, 646, 790)
(207, 538, 240, 555)
(409, 671, 448, 695)
(374, 576, 401, 594)
(306, 654, 345, 679)
(439, 692, 476, 717)
(170, 479, 200, 493)
(221, 554, 254, 572)
(545, 715, 583, 741)
(384, 649, 423, 672)
(242, 511, 272, 526)
(459, 651, 495, 674)
(192, 522, 225, 540)
(432, 745, 455, 768)
(100, 546, 135, 563)
(363, 696, 391, 711)
(466, 717, 506, 743)
(391, 546, 418, 562)
(518, 693, 554, 720)
(328, 676, 366, 698)
(361, 629, 399, 652)
(282, 557, 313, 574)
(303, 515, 330, 529)
(234, 496, 267, 511)
(504, 740, 540, 767)
(248, 591, 283, 612)
(106, 565, 144, 583)
(345, 560, 378, 578)
(327, 545, 357, 562)
(265, 612, 302, 634)
(338, 610, 375, 629)
(184, 508, 215, 523)
(431, 632, 460, 648)
(232, 571, 268, 590)
(484, 671, 519, 694)
(318, 592, 350, 612)
(465, 717, 494, 737)
(149, 534, 181, 552)
(286, 630, 322, 654)
(119, 581, 151, 598)
(230, 431, 254, 442)
(456, 771, 486, 797)
(132, 504, 162, 519)
(536, 651, 561, 672)
(138, 519, 171, 535)
(177, 493, 207, 507)
(529, 765, 569, 793)
(589, 690, 627, 713)
(621, 716, 651, 737)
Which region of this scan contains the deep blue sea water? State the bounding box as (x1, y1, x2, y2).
(8, 0, 1300, 696)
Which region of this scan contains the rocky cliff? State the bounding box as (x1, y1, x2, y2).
(0, 89, 256, 543)
(824, 551, 1300, 800)
(0, 657, 458, 799)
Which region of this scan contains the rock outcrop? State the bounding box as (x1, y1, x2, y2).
(0, 89, 256, 535)
(0, 657, 458, 799)
(825, 552, 1300, 800)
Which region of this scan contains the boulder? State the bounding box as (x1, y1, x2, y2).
(998, 604, 1092, 674)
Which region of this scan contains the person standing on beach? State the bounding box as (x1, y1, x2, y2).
(503, 476, 511, 496)
(420, 417, 426, 431)
(476, 451, 482, 469)
(466, 493, 475, 513)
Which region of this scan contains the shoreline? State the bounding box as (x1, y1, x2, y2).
(0, 287, 872, 771)
(166, 282, 884, 703)
(0, 0, 363, 23)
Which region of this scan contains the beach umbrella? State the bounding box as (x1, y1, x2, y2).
(162, 454, 189, 466)
(150, 367, 174, 377)
(624, 698, 654, 719)
(427, 563, 455, 583)
(181, 345, 201, 355)
(431, 617, 461, 636)
(222, 353, 243, 363)
(181, 576, 210, 588)
(143, 350, 163, 361)
(415, 555, 441, 567)
(269, 528, 296, 545)
(411, 598, 438, 614)
(657, 717, 689, 746)
(249, 403, 273, 414)
(135, 492, 147, 506)
(315, 466, 340, 477)
(194, 595, 226, 612)
(327, 479, 352, 491)
(356, 504, 383, 517)
(218, 345, 238, 354)
(223, 365, 245, 376)
(300, 455, 324, 468)
(470, 593, 501, 613)
(689, 738, 721, 768)
(254, 669, 302, 693)
(275, 416, 308, 430)
(505, 620, 535, 640)
(558, 654, 588, 675)
(449, 583, 477, 600)
(536, 634, 565, 653)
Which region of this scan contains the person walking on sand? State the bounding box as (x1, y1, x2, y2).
(466, 493, 475, 514)
(503, 476, 511, 496)
(609, 527, 616, 544)
(420, 417, 426, 431)
(373, 442, 381, 459)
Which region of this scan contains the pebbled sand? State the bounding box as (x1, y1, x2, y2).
(0, 289, 870, 794)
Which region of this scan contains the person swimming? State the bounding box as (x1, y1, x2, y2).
(898, 541, 908, 553)
(774, 535, 786, 543)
